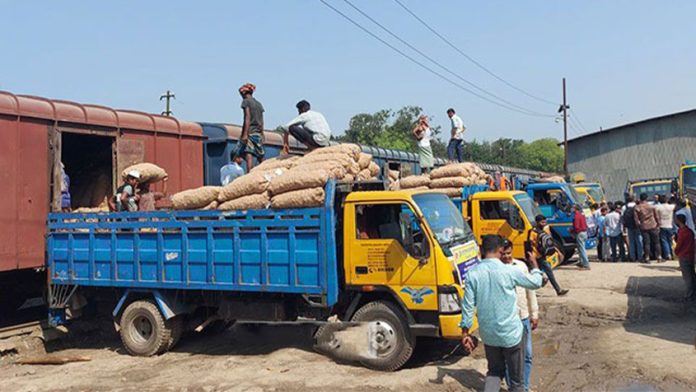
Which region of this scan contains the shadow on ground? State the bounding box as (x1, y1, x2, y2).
(624, 275, 696, 346)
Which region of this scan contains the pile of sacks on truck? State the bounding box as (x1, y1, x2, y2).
(171, 143, 381, 211)
(393, 162, 490, 197)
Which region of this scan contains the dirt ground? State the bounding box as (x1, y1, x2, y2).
(2, 257, 696, 392)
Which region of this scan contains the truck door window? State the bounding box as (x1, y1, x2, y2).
(481, 200, 508, 220)
(355, 204, 424, 256)
(533, 190, 550, 205)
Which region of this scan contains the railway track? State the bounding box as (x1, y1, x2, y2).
(0, 320, 45, 340)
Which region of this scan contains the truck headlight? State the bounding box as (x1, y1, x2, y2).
(438, 286, 461, 314)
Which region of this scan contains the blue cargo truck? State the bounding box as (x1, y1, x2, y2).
(525, 182, 597, 261)
(46, 181, 480, 371)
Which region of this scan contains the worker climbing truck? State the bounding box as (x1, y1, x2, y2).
(451, 185, 562, 268)
(46, 181, 479, 371)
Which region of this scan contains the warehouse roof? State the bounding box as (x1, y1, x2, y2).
(567, 108, 696, 143)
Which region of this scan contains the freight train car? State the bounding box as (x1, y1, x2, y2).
(200, 123, 546, 186)
(0, 91, 205, 313)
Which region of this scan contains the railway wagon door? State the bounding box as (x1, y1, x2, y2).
(50, 128, 120, 212)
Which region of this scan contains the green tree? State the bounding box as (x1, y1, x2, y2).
(517, 138, 564, 172)
(339, 106, 447, 158)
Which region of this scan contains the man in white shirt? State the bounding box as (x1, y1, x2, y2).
(655, 195, 675, 260)
(501, 240, 538, 392)
(282, 100, 331, 153)
(605, 205, 626, 262)
(446, 108, 466, 163)
(219, 152, 245, 186)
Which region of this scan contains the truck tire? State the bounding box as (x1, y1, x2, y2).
(165, 316, 184, 351)
(563, 248, 576, 263)
(313, 323, 341, 353)
(119, 300, 174, 356)
(350, 301, 414, 372)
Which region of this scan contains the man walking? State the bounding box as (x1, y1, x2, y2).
(446, 108, 465, 163)
(655, 194, 675, 260)
(531, 215, 569, 296)
(571, 205, 591, 269)
(238, 83, 265, 170)
(282, 100, 331, 153)
(460, 235, 543, 392)
(501, 240, 539, 392)
(623, 196, 643, 261)
(634, 193, 662, 263)
(605, 204, 626, 262)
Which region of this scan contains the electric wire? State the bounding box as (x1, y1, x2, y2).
(318, 0, 555, 118)
(392, 0, 558, 106)
(341, 0, 553, 117)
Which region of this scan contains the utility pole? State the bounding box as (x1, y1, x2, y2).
(160, 90, 175, 116)
(559, 78, 569, 174)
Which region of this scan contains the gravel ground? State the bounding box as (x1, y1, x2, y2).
(1, 257, 695, 392)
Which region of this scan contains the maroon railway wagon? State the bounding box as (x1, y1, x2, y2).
(0, 91, 205, 313)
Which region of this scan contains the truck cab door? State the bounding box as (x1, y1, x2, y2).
(474, 199, 526, 253)
(345, 202, 438, 311)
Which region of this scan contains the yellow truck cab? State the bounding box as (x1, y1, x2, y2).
(453, 187, 561, 268)
(625, 178, 675, 202)
(679, 162, 696, 201)
(573, 182, 606, 204)
(336, 187, 481, 369)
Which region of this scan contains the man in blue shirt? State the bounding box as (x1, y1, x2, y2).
(461, 235, 543, 392)
(220, 151, 246, 186)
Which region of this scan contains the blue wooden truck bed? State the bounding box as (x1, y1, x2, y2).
(47, 182, 340, 306)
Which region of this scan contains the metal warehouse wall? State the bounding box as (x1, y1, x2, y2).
(567, 110, 696, 201)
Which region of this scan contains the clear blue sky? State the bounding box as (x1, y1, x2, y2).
(2, 1, 694, 142)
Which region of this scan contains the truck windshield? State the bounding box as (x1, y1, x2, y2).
(683, 167, 696, 191)
(413, 193, 474, 249)
(513, 193, 542, 222)
(575, 191, 589, 207)
(633, 183, 671, 200)
(566, 185, 583, 205)
(586, 187, 604, 203)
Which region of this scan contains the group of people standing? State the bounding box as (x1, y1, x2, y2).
(412, 108, 467, 173)
(220, 83, 333, 185)
(591, 193, 696, 301)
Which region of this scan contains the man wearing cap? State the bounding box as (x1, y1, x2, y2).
(238, 83, 265, 170)
(112, 170, 140, 212)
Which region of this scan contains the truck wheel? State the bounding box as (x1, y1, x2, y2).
(165, 316, 184, 351)
(119, 300, 173, 356)
(313, 323, 341, 353)
(563, 248, 576, 262)
(350, 301, 414, 372)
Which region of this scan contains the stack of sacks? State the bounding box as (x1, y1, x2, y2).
(428, 162, 488, 197)
(165, 144, 384, 211)
(249, 155, 299, 173)
(539, 175, 565, 183)
(397, 174, 431, 192)
(171, 186, 222, 210)
(268, 169, 330, 209)
(387, 170, 400, 190)
(216, 168, 286, 211)
(293, 144, 362, 181)
(122, 163, 168, 184)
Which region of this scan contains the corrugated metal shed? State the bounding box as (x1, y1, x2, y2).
(567, 109, 696, 200)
